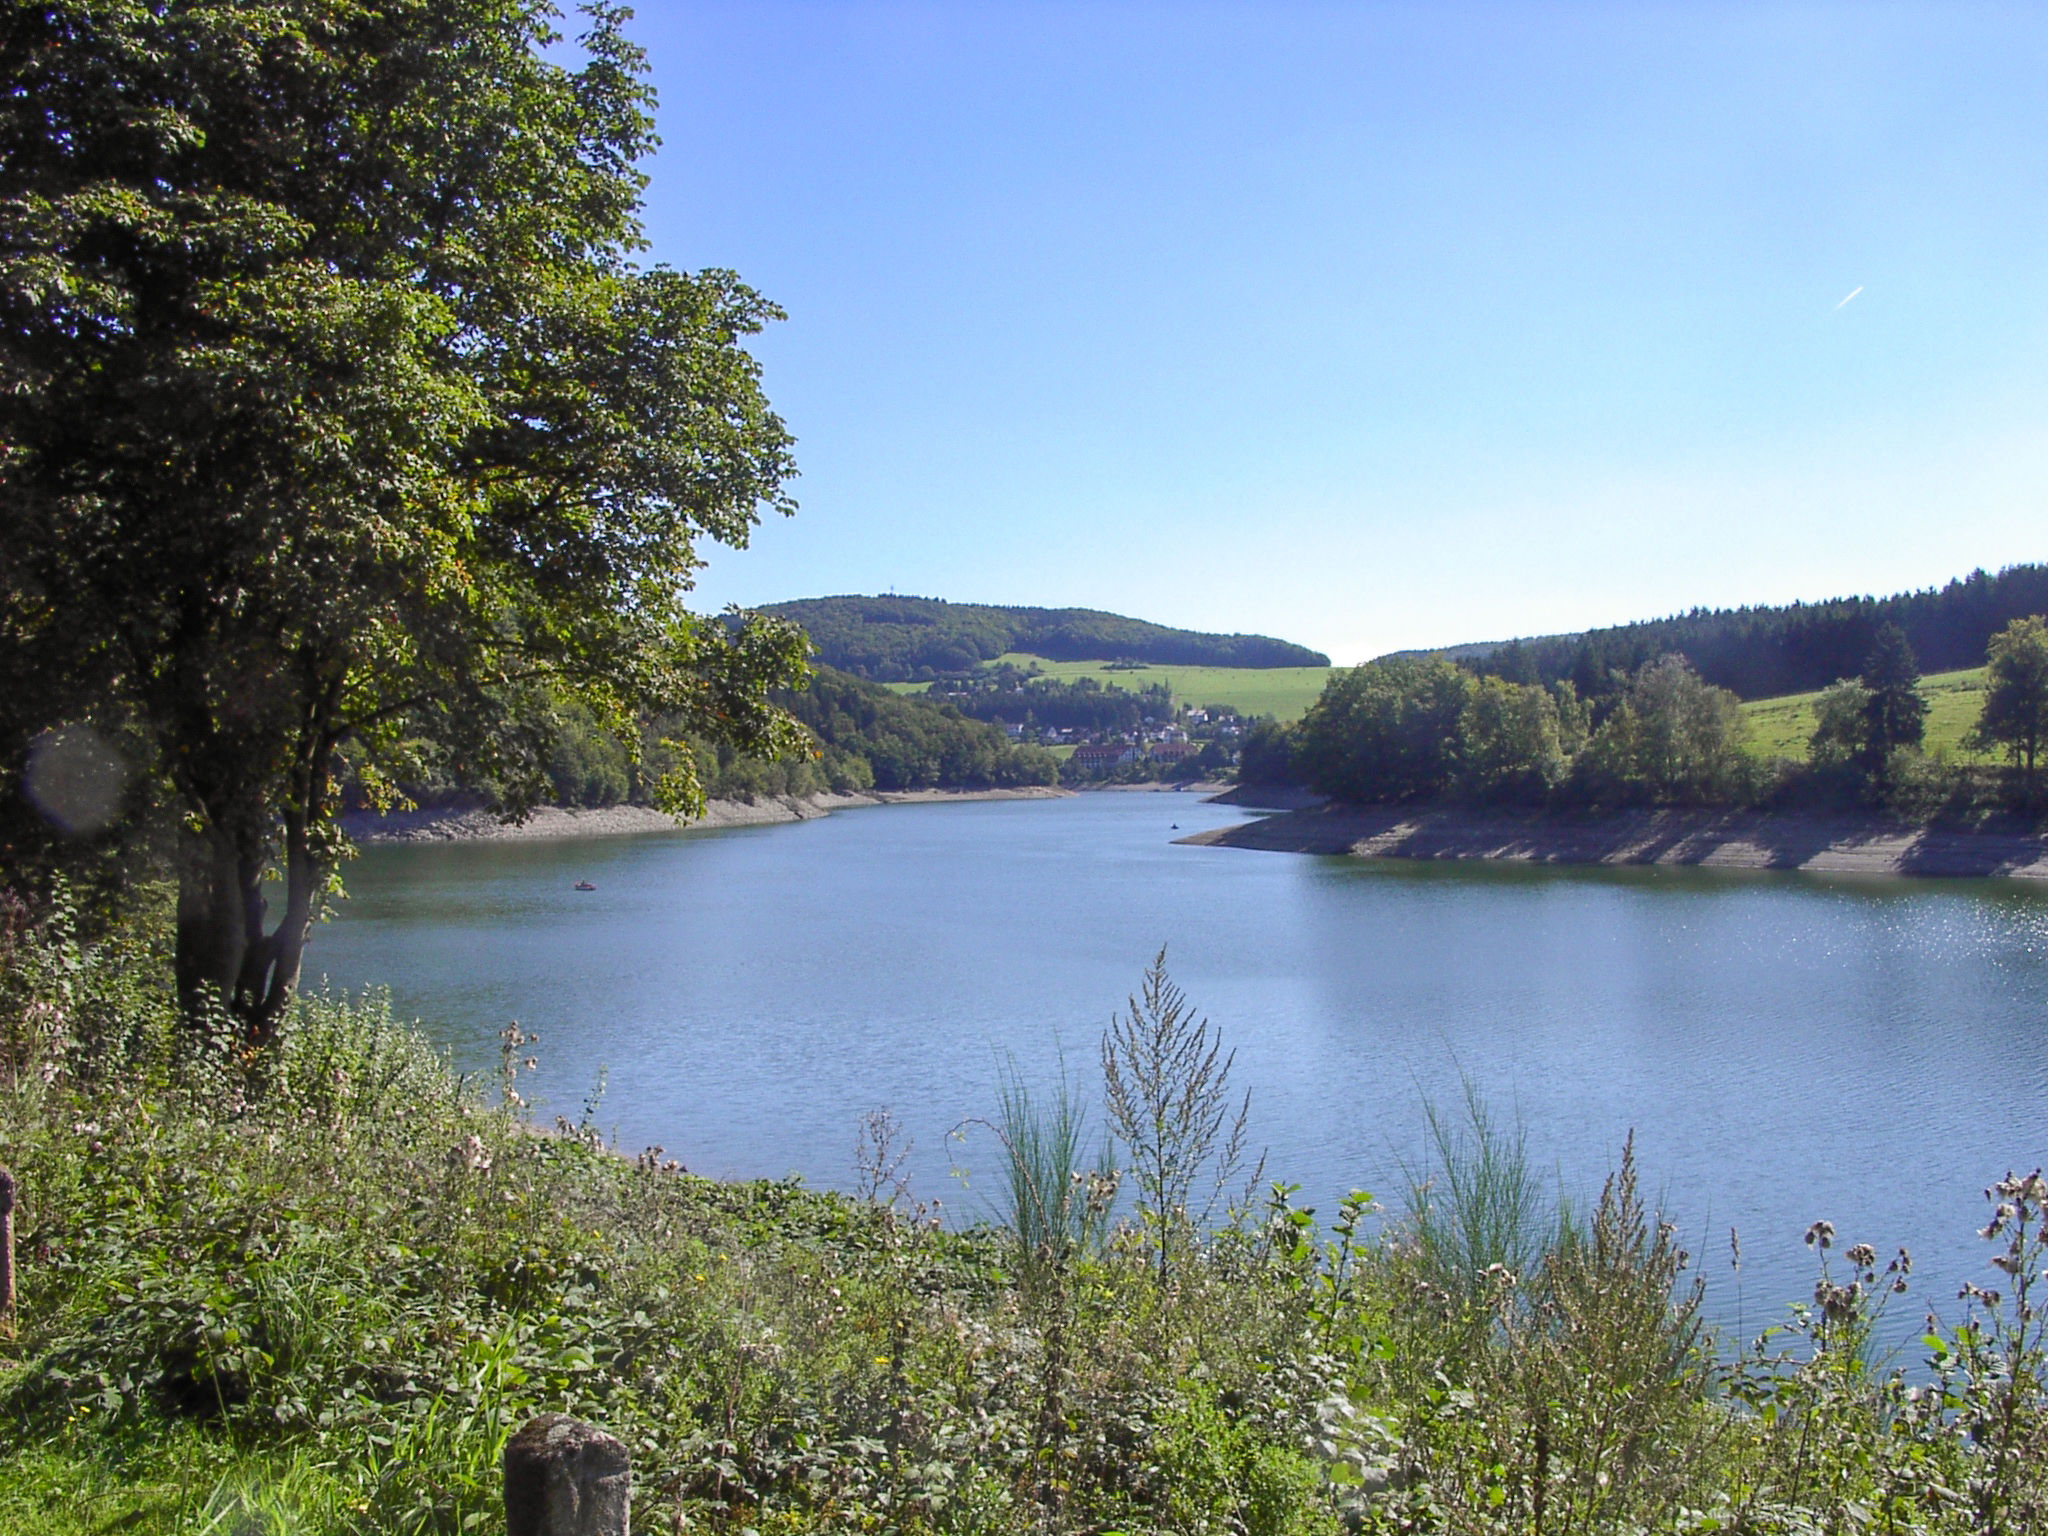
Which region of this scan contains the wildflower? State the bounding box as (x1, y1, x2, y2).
(1805, 1220, 1835, 1250)
(1816, 1280, 1860, 1325)
(1847, 1243, 1877, 1269)
(450, 1134, 491, 1174)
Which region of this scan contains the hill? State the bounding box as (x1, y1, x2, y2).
(1437, 563, 2048, 701)
(887, 653, 1335, 722)
(762, 595, 1330, 680)
(1737, 665, 1994, 761)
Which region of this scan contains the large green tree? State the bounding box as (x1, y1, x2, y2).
(1294, 657, 1470, 803)
(1857, 622, 1926, 779)
(1572, 656, 1746, 805)
(1971, 616, 2048, 801)
(0, 0, 808, 1040)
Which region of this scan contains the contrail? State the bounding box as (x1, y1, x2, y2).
(1834, 285, 1864, 310)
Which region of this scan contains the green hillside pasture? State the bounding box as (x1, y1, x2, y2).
(884, 653, 1334, 721)
(1739, 666, 1994, 761)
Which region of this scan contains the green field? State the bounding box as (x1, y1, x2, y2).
(1739, 665, 1994, 760)
(884, 652, 1335, 721)
(887, 654, 2001, 750)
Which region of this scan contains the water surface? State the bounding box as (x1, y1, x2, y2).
(311, 792, 2048, 1347)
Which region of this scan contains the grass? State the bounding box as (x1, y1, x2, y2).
(1740, 666, 1995, 761)
(885, 653, 1335, 721)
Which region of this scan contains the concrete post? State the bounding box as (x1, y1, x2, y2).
(504, 1414, 630, 1536)
(0, 1166, 15, 1332)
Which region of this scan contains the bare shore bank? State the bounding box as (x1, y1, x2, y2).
(342, 786, 1070, 844)
(1183, 795, 2048, 880)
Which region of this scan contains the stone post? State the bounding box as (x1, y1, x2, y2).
(504, 1414, 630, 1536)
(0, 1166, 15, 1333)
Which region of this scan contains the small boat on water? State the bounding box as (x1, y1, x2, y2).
(573, 880, 596, 892)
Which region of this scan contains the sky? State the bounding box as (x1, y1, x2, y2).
(630, 2, 2048, 664)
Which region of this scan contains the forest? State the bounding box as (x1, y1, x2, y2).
(1463, 563, 2048, 700)
(533, 666, 1060, 808)
(762, 595, 1330, 679)
(1251, 615, 2048, 818)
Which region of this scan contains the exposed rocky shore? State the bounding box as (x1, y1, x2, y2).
(342, 786, 1069, 844)
(1185, 793, 2048, 880)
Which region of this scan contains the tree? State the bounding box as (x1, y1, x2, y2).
(1235, 718, 1299, 786)
(1808, 678, 1874, 767)
(1458, 676, 1562, 803)
(1858, 622, 1926, 779)
(1294, 657, 1470, 803)
(0, 1, 809, 1041)
(1971, 616, 2048, 801)
(1572, 656, 1745, 805)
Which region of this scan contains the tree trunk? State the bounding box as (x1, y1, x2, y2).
(174, 822, 312, 1046)
(173, 731, 334, 1048)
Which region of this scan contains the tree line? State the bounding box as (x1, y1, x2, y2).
(1247, 617, 2048, 815)
(921, 668, 1175, 736)
(523, 667, 1059, 809)
(1468, 564, 2048, 701)
(762, 595, 1329, 681)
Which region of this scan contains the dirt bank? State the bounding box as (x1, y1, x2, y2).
(342, 786, 1070, 844)
(1180, 801, 2048, 880)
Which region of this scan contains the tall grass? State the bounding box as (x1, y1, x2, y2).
(986, 1057, 1116, 1294)
(1397, 1073, 1553, 1307)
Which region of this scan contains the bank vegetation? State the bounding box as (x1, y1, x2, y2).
(2, 903, 2044, 1535)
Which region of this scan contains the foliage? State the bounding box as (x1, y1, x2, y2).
(0, 0, 809, 1040)
(781, 669, 1059, 792)
(1101, 951, 1257, 1281)
(1458, 676, 1570, 803)
(978, 1062, 1117, 1301)
(1971, 616, 2048, 790)
(1, 906, 1326, 1536)
(1394, 1077, 1553, 1312)
(1294, 657, 1472, 803)
(922, 669, 1173, 737)
(1465, 562, 2048, 702)
(1238, 718, 1302, 787)
(7, 908, 2048, 1534)
(764, 596, 1328, 681)
(1860, 622, 1930, 784)
(1285, 653, 1748, 809)
(1808, 677, 1875, 767)
(1569, 655, 1750, 806)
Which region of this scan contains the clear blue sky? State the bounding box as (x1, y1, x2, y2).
(634, 2, 2048, 664)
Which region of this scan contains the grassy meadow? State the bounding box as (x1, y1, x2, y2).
(886, 653, 1335, 721)
(1739, 666, 1994, 760)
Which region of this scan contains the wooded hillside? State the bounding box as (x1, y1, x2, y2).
(763, 595, 1330, 679)
(1459, 565, 2048, 701)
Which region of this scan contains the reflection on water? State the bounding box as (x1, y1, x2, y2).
(311, 792, 2048, 1350)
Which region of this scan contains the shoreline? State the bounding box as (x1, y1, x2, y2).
(1181, 799, 2048, 880)
(341, 785, 1071, 844)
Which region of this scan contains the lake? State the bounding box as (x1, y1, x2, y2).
(310, 791, 2048, 1349)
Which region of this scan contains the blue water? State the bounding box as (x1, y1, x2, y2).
(309, 792, 2048, 1349)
